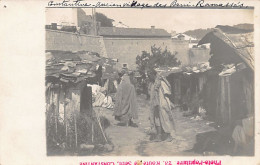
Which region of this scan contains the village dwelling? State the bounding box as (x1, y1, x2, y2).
(171, 33, 210, 49)
(166, 63, 211, 111)
(161, 26, 254, 156)
(195, 27, 254, 156)
(198, 27, 254, 125)
(172, 33, 197, 48)
(171, 33, 210, 66)
(45, 51, 117, 155)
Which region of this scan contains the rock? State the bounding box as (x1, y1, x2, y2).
(80, 144, 95, 151)
(104, 144, 113, 152)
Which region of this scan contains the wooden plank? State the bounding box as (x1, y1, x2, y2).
(55, 85, 61, 136)
(227, 76, 232, 124)
(220, 77, 225, 123)
(71, 89, 80, 149)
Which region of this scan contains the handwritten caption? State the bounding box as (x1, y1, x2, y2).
(47, 0, 250, 9)
(79, 160, 222, 165)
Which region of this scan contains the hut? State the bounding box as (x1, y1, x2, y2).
(198, 28, 254, 125)
(197, 27, 254, 155)
(165, 63, 211, 113)
(45, 51, 116, 155)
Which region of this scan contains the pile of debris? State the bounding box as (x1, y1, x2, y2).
(182, 62, 212, 75)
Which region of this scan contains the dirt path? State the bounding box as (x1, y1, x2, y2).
(96, 94, 215, 156)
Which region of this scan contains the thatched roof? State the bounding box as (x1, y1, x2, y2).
(198, 28, 254, 70)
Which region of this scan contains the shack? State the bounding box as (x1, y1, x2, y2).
(165, 63, 211, 115)
(198, 28, 254, 125)
(196, 27, 254, 155)
(45, 51, 117, 155)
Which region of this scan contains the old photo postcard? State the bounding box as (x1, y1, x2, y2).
(0, 0, 260, 164)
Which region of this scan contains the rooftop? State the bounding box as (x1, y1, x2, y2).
(46, 51, 118, 83)
(198, 27, 254, 70)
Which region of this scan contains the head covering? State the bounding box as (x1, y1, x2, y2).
(121, 75, 131, 84)
(118, 69, 126, 78)
(113, 74, 138, 121)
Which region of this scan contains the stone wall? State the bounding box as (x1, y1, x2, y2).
(171, 40, 190, 66)
(189, 48, 211, 65)
(46, 30, 198, 70)
(46, 30, 106, 57)
(103, 38, 190, 70)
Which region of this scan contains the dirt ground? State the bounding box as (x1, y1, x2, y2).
(94, 94, 215, 156)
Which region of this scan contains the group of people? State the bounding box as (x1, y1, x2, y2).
(113, 69, 175, 142)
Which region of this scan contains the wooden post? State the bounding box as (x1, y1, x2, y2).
(227, 76, 232, 124)
(74, 111, 78, 150)
(216, 78, 219, 122)
(50, 87, 54, 140)
(51, 86, 58, 137)
(64, 104, 67, 138)
(71, 89, 80, 150)
(96, 110, 108, 143)
(92, 120, 94, 143)
(220, 77, 225, 123)
(55, 84, 60, 136)
(64, 88, 68, 145)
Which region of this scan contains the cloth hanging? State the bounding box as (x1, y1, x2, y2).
(102, 96, 114, 109)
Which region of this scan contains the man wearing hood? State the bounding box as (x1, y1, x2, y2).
(113, 73, 138, 127)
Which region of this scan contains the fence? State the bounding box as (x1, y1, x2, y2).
(45, 82, 108, 155)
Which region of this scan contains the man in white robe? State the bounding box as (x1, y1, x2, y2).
(148, 70, 175, 142)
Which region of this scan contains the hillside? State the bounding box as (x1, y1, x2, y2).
(184, 28, 213, 40)
(184, 23, 254, 40)
(233, 23, 254, 31)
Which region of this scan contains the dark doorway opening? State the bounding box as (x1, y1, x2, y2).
(80, 86, 92, 116)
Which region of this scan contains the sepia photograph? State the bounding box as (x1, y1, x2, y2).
(45, 8, 254, 157)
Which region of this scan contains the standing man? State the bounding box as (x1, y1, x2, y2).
(148, 69, 175, 142)
(113, 73, 138, 127)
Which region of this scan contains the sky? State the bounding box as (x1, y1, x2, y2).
(83, 8, 254, 33)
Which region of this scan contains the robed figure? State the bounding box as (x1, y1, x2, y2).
(113, 75, 138, 127)
(148, 71, 175, 142)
